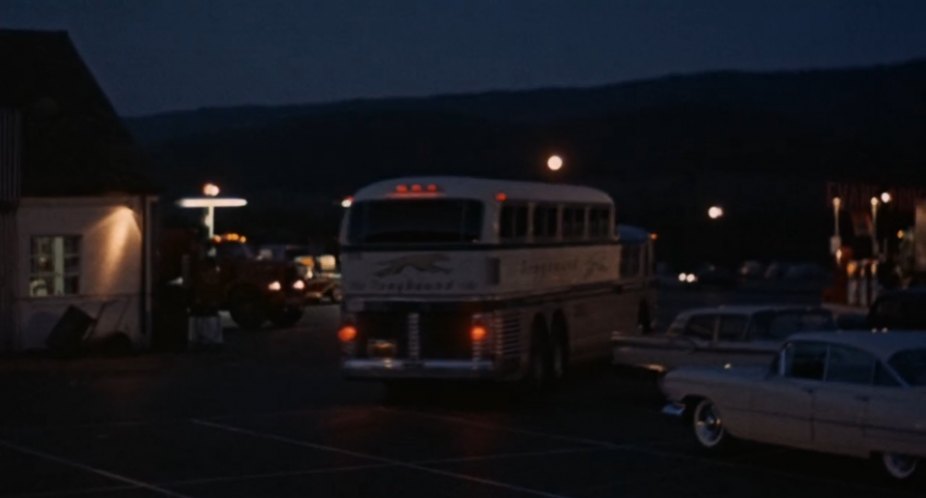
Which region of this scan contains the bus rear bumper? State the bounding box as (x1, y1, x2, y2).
(342, 358, 499, 380)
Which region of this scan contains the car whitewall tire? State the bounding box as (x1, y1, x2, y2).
(881, 453, 919, 481)
(692, 399, 728, 450)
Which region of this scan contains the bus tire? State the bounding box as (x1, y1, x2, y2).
(228, 286, 266, 331)
(638, 300, 653, 334)
(550, 311, 569, 382)
(523, 317, 551, 393)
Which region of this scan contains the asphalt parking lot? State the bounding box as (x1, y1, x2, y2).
(0, 288, 921, 498)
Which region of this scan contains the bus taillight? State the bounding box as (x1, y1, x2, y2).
(338, 325, 358, 343)
(470, 324, 488, 342)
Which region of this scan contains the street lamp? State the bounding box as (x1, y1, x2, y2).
(546, 155, 563, 172)
(880, 191, 892, 204)
(341, 196, 353, 208)
(707, 205, 724, 220)
(831, 197, 842, 256)
(870, 196, 879, 257)
(176, 183, 247, 238)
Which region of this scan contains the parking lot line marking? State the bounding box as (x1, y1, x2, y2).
(418, 446, 605, 465)
(0, 438, 192, 498)
(6, 484, 140, 498)
(161, 462, 396, 487)
(191, 418, 574, 498)
(376, 406, 658, 450)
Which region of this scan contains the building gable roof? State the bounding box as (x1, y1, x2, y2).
(0, 29, 156, 196)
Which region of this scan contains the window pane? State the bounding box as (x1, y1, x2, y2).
(29, 277, 52, 297)
(874, 362, 901, 387)
(684, 315, 715, 340)
(533, 205, 558, 239)
(826, 346, 875, 384)
(752, 310, 836, 340)
(348, 200, 483, 244)
(63, 276, 80, 295)
(500, 205, 528, 239)
(29, 235, 80, 297)
(718, 316, 748, 341)
(888, 348, 926, 386)
(785, 342, 827, 380)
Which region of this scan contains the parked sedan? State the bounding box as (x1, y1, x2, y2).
(661, 332, 926, 480)
(612, 305, 837, 373)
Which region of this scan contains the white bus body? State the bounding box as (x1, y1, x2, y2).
(338, 176, 654, 382)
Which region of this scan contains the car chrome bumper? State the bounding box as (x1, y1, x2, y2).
(342, 358, 498, 380)
(661, 402, 686, 417)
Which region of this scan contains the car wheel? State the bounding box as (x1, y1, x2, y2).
(692, 398, 729, 450)
(270, 306, 303, 328)
(881, 453, 919, 481)
(327, 287, 343, 304)
(228, 288, 266, 331)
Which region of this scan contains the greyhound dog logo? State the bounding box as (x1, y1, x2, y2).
(375, 253, 451, 277)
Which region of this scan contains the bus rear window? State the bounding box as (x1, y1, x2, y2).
(347, 200, 483, 244)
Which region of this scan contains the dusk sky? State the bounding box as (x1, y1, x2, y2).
(4, 0, 926, 116)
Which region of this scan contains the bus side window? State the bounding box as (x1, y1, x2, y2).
(532, 204, 559, 241)
(588, 206, 611, 239)
(500, 205, 528, 240)
(562, 206, 586, 240)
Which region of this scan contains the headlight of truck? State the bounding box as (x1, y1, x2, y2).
(268, 281, 282, 292)
(292, 279, 306, 291)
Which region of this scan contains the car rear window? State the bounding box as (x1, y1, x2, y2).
(888, 348, 926, 386)
(684, 314, 715, 341)
(750, 310, 836, 340)
(717, 315, 748, 341)
(784, 342, 827, 380)
(825, 345, 875, 384)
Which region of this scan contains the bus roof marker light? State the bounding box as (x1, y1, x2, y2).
(426, 184, 438, 192)
(396, 184, 408, 193)
(411, 184, 423, 193)
(495, 192, 507, 202)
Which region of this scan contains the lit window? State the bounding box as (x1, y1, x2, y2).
(29, 236, 81, 297)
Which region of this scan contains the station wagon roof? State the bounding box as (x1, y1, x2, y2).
(352, 176, 613, 205)
(789, 331, 926, 359)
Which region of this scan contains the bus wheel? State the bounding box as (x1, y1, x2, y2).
(638, 300, 653, 334)
(550, 313, 569, 382)
(523, 320, 550, 392)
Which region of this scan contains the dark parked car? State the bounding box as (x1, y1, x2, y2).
(869, 288, 926, 330)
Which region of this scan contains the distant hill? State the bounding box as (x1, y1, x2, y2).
(126, 59, 926, 265)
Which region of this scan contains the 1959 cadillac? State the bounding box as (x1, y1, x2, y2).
(661, 332, 926, 480)
(613, 305, 837, 373)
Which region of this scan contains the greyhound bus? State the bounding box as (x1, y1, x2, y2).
(337, 176, 654, 386)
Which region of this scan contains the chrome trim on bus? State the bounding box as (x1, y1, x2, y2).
(343, 358, 496, 379)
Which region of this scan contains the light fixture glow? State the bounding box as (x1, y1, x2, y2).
(547, 155, 563, 171)
(341, 196, 353, 208)
(708, 206, 724, 219)
(176, 198, 247, 208)
(203, 183, 220, 197)
(880, 192, 892, 204)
